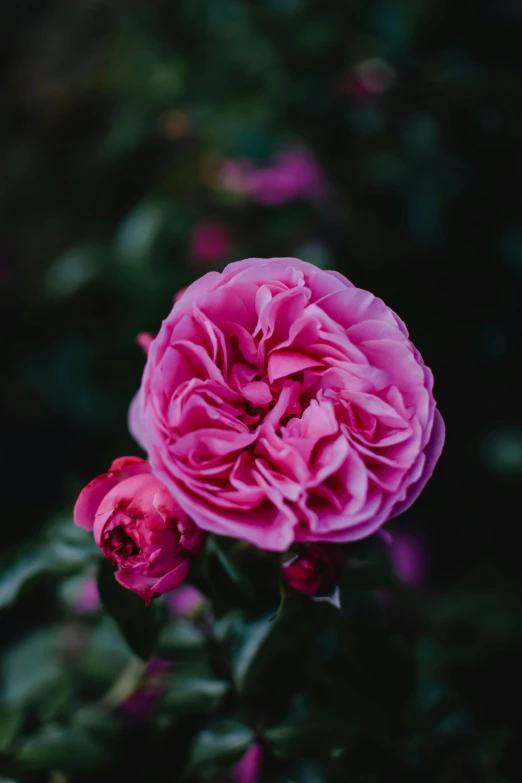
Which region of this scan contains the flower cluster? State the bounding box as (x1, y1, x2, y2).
(75, 257, 444, 601)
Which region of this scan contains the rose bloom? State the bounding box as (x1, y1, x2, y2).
(130, 258, 444, 552)
(74, 457, 205, 602)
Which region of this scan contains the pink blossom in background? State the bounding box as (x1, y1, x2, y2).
(390, 533, 428, 589)
(74, 457, 205, 602)
(231, 743, 263, 783)
(189, 221, 232, 264)
(73, 573, 101, 614)
(344, 58, 395, 99)
(137, 332, 154, 355)
(130, 257, 444, 552)
(221, 149, 325, 204)
(283, 544, 345, 597)
(168, 584, 205, 618)
(119, 658, 172, 723)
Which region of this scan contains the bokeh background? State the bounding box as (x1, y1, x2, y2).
(1, 1, 521, 781)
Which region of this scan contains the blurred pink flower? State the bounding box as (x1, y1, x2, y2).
(189, 221, 232, 263)
(74, 574, 101, 614)
(119, 658, 172, 723)
(390, 533, 428, 589)
(137, 332, 154, 355)
(231, 743, 263, 783)
(344, 58, 395, 99)
(168, 584, 205, 618)
(221, 149, 325, 204)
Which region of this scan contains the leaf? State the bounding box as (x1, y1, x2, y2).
(1, 628, 65, 709)
(266, 719, 356, 757)
(0, 520, 98, 611)
(163, 670, 228, 713)
(157, 619, 206, 661)
(17, 726, 109, 773)
(96, 558, 165, 660)
(232, 599, 310, 693)
(0, 704, 23, 752)
(115, 200, 175, 267)
(188, 720, 254, 769)
(44, 243, 109, 299)
(0, 547, 50, 610)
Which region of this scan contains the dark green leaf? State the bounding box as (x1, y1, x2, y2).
(232, 599, 310, 693)
(96, 559, 165, 660)
(163, 670, 228, 713)
(0, 704, 23, 752)
(1, 628, 65, 709)
(266, 719, 356, 757)
(17, 726, 109, 773)
(157, 619, 206, 661)
(0, 521, 98, 611)
(188, 720, 254, 769)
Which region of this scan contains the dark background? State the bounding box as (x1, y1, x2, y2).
(1, 1, 521, 781)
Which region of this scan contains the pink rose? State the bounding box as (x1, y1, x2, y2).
(130, 257, 444, 552)
(73, 456, 205, 603)
(283, 544, 345, 597)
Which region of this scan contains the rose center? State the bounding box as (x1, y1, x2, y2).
(105, 526, 140, 560)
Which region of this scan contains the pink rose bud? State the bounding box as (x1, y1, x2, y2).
(189, 221, 232, 264)
(73, 457, 205, 603)
(282, 544, 345, 597)
(73, 573, 101, 614)
(136, 332, 154, 355)
(168, 585, 205, 618)
(390, 533, 428, 589)
(231, 743, 263, 783)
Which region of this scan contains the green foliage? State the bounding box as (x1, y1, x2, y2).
(97, 558, 166, 660)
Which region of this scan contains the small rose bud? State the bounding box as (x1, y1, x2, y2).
(168, 585, 206, 619)
(390, 533, 428, 589)
(282, 544, 345, 597)
(74, 457, 205, 603)
(230, 743, 263, 783)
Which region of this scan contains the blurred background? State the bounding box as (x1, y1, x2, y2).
(1, 1, 521, 781)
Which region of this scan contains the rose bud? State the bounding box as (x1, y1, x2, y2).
(231, 743, 263, 783)
(282, 544, 345, 597)
(73, 456, 206, 603)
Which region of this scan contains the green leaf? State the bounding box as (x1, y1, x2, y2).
(96, 558, 165, 660)
(0, 520, 98, 611)
(0, 547, 50, 610)
(115, 200, 175, 267)
(203, 537, 255, 613)
(0, 704, 23, 752)
(188, 720, 254, 769)
(163, 670, 228, 713)
(232, 599, 310, 693)
(44, 243, 109, 299)
(1, 628, 65, 709)
(266, 718, 356, 757)
(157, 618, 206, 661)
(17, 726, 109, 773)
